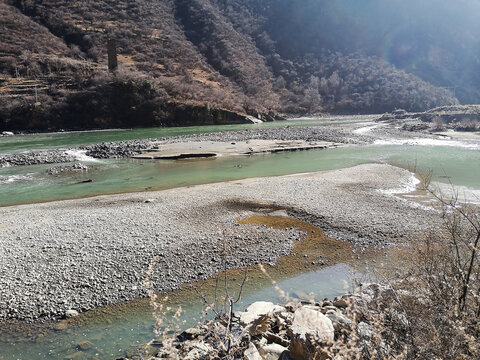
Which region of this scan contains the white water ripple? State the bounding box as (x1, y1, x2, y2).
(0, 173, 35, 184)
(65, 149, 100, 163)
(380, 172, 421, 196)
(374, 137, 480, 149)
(353, 124, 380, 135)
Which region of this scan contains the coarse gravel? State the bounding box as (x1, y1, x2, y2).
(0, 163, 438, 322)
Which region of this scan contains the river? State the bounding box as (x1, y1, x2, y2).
(0, 118, 479, 359)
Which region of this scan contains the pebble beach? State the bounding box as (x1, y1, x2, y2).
(0, 163, 437, 322)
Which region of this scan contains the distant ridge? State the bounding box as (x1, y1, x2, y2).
(2, 0, 474, 131)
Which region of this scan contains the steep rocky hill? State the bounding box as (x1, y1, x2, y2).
(0, 0, 468, 131)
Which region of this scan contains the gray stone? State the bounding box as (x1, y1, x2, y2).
(357, 322, 373, 340)
(184, 341, 214, 360)
(76, 341, 93, 351)
(325, 310, 353, 332)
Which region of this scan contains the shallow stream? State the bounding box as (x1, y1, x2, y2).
(0, 264, 355, 360)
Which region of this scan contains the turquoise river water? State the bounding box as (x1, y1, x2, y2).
(0, 116, 370, 154)
(1, 143, 479, 207)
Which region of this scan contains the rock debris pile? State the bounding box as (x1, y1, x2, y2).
(122, 283, 404, 360)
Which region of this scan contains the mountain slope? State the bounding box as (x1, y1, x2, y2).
(0, 0, 464, 131)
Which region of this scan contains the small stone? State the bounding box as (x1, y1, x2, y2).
(144, 199, 155, 203)
(264, 330, 290, 347)
(63, 351, 84, 360)
(261, 343, 289, 360)
(76, 341, 93, 351)
(333, 298, 349, 308)
(325, 310, 353, 332)
(178, 327, 202, 341)
(53, 322, 68, 331)
(184, 341, 213, 359)
(65, 309, 79, 318)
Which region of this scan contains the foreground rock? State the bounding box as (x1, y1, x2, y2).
(289, 306, 334, 359)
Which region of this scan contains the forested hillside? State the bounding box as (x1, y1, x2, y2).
(1, 0, 473, 131)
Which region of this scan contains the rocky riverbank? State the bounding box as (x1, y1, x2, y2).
(0, 164, 438, 323)
(121, 283, 409, 360)
(379, 105, 480, 133)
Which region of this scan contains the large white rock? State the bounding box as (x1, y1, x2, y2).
(239, 301, 285, 326)
(289, 307, 335, 360)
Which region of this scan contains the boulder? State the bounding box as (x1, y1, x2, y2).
(1, 131, 14, 136)
(239, 301, 285, 326)
(245, 115, 263, 124)
(289, 307, 334, 360)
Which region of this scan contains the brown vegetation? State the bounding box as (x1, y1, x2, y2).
(0, 0, 461, 131)
(360, 181, 480, 359)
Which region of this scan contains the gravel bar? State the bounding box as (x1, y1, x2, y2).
(0, 164, 438, 322)
(0, 124, 373, 167)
